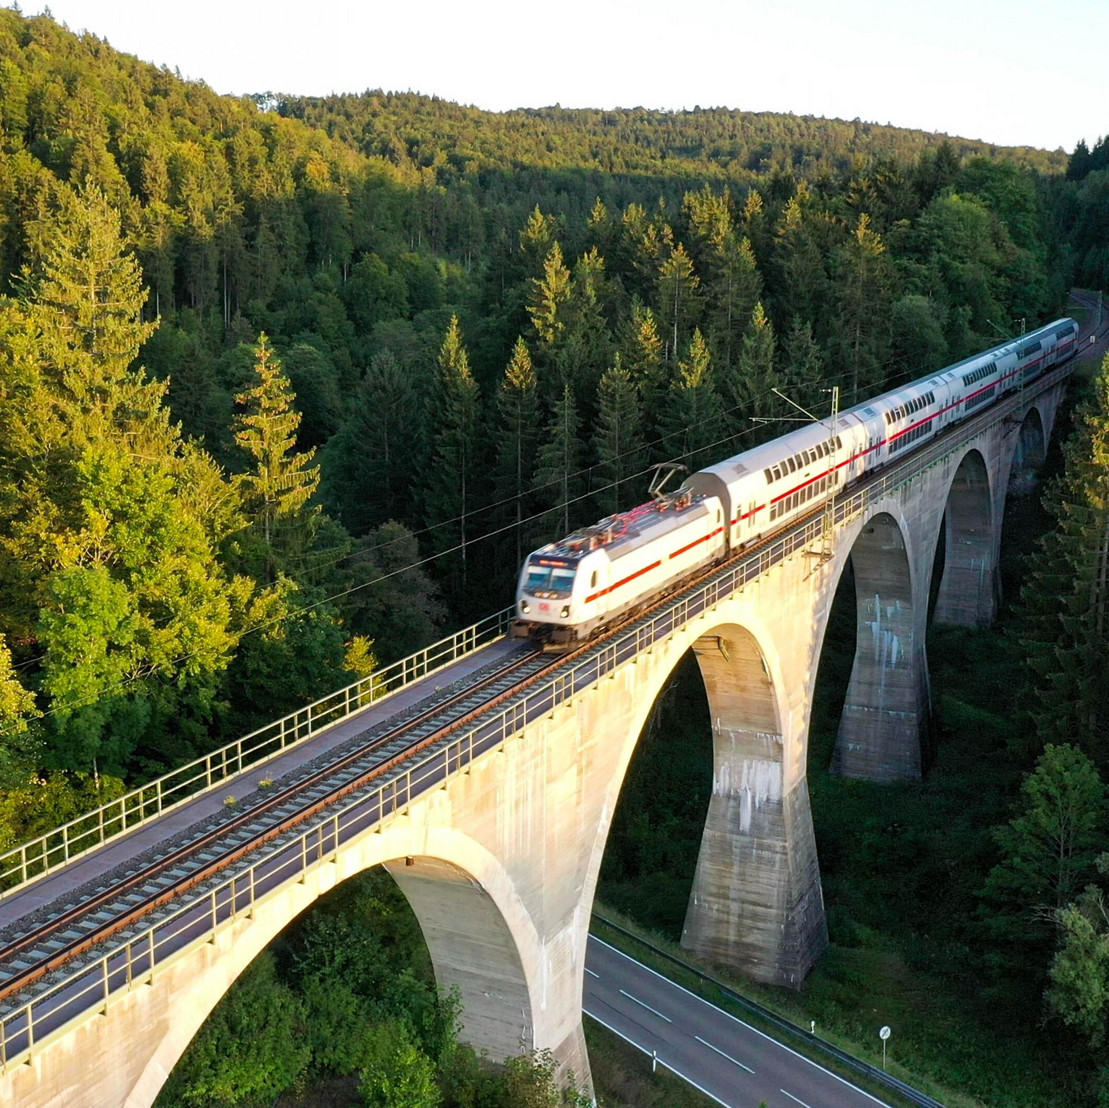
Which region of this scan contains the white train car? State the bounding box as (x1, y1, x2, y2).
(685, 413, 869, 549)
(513, 494, 727, 645)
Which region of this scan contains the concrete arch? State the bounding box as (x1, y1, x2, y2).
(121, 825, 542, 1108)
(934, 448, 997, 627)
(831, 509, 928, 781)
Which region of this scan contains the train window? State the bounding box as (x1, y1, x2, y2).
(787, 456, 796, 473)
(590, 571, 598, 589)
(764, 468, 773, 482)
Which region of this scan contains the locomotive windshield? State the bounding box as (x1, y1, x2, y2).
(523, 561, 576, 597)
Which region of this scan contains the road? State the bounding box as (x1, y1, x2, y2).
(584, 936, 893, 1108)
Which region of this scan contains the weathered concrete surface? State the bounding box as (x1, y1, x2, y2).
(0, 383, 1068, 1106)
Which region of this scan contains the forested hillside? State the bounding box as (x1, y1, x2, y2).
(0, 0, 1077, 859)
(1, 6, 1108, 1101)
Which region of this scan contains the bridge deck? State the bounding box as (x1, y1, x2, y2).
(0, 637, 519, 933)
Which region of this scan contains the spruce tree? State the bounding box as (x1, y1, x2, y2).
(531, 384, 585, 542)
(421, 316, 480, 591)
(528, 240, 572, 349)
(780, 319, 827, 418)
(659, 329, 724, 471)
(836, 213, 894, 402)
(318, 349, 416, 535)
(593, 355, 646, 517)
(492, 337, 539, 567)
(1017, 359, 1109, 765)
(233, 334, 321, 581)
(723, 302, 780, 440)
(657, 241, 701, 367)
(620, 301, 665, 440)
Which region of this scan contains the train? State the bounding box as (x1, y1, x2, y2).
(512, 317, 1080, 647)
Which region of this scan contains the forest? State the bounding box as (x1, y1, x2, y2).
(0, 5, 1108, 1104)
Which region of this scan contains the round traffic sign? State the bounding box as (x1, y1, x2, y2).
(879, 1026, 891, 1040)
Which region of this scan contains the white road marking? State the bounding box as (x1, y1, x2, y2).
(584, 967, 599, 978)
(588, 936, 894, 1107)
(781, 1090, 814, 1108)
(619, 988, 673, 1023)
(583, 1009, 731, 1108)
(694, 1034, 754, 1073)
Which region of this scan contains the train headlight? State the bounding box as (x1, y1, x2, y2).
(520, 601, 530, 615)
(561, 605, 571, 618)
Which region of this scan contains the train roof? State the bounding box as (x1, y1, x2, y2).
(533, 495, 715, 562)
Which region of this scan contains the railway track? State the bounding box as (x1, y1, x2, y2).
(0, 643, 559, 1005)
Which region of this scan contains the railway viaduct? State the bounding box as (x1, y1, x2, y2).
(0, 365, 1074, 1106)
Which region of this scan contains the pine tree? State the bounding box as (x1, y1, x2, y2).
(593, 355, 646, 517)
(233, 334, 321, 581)
(531, 384, 585, 542)
(421, 316, 480, 590)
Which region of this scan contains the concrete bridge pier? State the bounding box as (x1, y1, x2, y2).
(680, 623, 827, 987)
(832, 512, 930, 781)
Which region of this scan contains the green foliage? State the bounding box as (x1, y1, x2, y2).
(1017, 359, 1109, 763)
(359, 1021, 440, 1108)
(593, 356, 646, 515)
(1048, 884, 1109, 1049)
(159, 951, 310, 1106)
(233, 334, 321, 581)
(659, 330, 724, 471)
(531, 384, 585, 541)
(420, 316, 480, 594)
(980, 744, 1109, 947)
(337, 522, 444, 664)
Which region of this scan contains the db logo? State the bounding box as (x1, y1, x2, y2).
(539, 602, 551, 612)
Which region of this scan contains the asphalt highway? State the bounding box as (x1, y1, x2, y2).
(584, 936, 893, 1108)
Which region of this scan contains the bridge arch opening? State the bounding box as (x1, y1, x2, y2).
(933, 449, 996, 627)
(1009, 405, 1047, 495)
(139, 848, 540, 1107)
(831, 510, 927, 781)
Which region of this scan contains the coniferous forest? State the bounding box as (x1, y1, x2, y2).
(2, 7, 1109, 1106)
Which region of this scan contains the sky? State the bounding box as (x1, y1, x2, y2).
(22, 0, 1106, 153)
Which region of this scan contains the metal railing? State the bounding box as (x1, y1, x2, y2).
(0, 607, 514, 897)
(0, 363, 1075, 1075)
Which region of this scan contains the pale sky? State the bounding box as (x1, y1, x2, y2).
(22, 0, 1105, 153)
